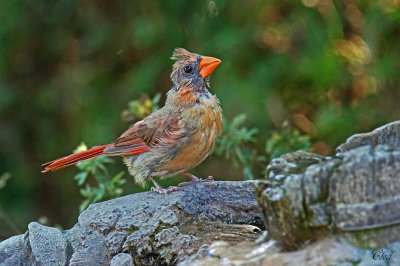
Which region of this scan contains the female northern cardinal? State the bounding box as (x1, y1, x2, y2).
(42, 48, 222, 194)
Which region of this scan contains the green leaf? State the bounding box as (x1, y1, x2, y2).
(266, 129, 311, 160)
(79, 199, 91, 212)
(94, 172, 106, 183)
(111, 171, 125, 183)
(74, 172, 88, 186)
(80, 185, 93, 197)
(113, 188, 123, 196)
(0, 172, 11, 190)
(94, 185, 105, 202)
(99, 156, 113, 164)
(243, 167, 254, 180)
(152, 92, 161, 110)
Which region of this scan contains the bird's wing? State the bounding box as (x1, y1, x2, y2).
(104, 110, 185, 156)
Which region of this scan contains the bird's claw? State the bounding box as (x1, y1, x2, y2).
(151, 185, 182, 194)
(205, 175, 214, 181)
(178, 175, 214, 186)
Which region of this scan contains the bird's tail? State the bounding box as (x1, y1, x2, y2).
(42, 144, 110, 173)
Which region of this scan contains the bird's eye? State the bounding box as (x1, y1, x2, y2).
(183, 65, 192, 73)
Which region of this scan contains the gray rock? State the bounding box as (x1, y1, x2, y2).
(0, 181, 263, 265)
(0, 235, 25, 265)
(256, 151, 335, 250)
(0, 223, 70, 266)
(255, 121, 400, 251)
(109, 253, 134, 266)
(180, 236, 365, 266)
(181, 237, 400, 266)
(256, 145, 400, 250)
(27, 222, 69, 266)
(337, 120, 400, 153)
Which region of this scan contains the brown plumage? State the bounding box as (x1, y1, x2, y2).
(42, 48, 222, 193)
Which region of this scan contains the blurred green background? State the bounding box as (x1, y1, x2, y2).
(1, 0, 400, 240)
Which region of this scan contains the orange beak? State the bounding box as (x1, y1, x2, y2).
(199, 56, 221, 79)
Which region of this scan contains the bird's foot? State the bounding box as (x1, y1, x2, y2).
(178, 172, 214, 186)
(150, 177, 182, 194)
(151, 185, 182, 194)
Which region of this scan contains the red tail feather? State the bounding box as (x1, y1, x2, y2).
(42, 144, 110, 173)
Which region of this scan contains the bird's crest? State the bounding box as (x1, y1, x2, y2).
(171, 48, 196, 61)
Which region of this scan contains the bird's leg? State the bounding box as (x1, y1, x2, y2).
(150, 177, 182, 194)
(178, 172, 214, 186)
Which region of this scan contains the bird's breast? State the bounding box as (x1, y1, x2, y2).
(155, 93, 223, 173)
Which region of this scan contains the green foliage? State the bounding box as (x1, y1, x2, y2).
(215, 114, 266, 180)
(73, 143, 126, 212)
(123, 93, 161, 122)
(266, 124, 312, 160)
(216, 115, 312, 180)
(0, 172, 11, 190)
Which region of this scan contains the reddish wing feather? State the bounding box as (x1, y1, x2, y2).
(42, 111, 185, 172)
(103, 121, 150, 156)
(106, 111, 185, 155)
(41, 144, 110, 172)
(135, 114, 185, 147)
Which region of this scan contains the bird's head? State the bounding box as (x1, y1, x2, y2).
(170, 48, 221, 94)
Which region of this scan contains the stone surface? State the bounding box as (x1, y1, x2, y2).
(256, 144, 400, 250)
(0, 235, 26, 265)
(27, 222, 69, 266)
(181, 236, 400, 266)
(109, 253, 134, 266)
(179, 237, 353, 265)
(256, 151, 334, 250)
(337, 120, 400, 153)
(0, 181, 263, 266)
(261, 237, 362, 266)
(255, 121, 400, 251)
(0, 223, 70, 266)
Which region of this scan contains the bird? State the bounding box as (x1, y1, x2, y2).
(42, 48, 223, 194)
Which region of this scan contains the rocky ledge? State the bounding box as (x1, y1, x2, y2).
(0, 181, 263, 265)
